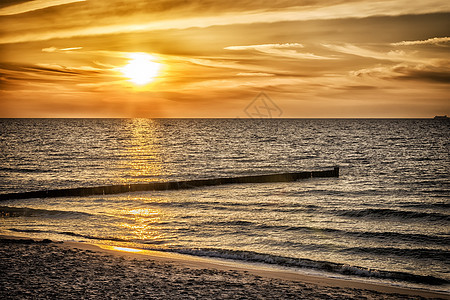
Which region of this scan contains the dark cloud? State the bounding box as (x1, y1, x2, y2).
(392, 64, 450, 83)
(0, 0, 28, 9)
(352, 61, 450, 84)
(0, 62, 113, 92)
(0, 62, 101, 76)
(337, 85, 378, 90)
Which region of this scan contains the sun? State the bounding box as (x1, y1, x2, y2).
(121, 53, 161, 85)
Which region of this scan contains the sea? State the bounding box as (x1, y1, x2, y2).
(0, 118, 449, 292)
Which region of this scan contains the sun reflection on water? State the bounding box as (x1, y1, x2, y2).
(110, 246, 143, 253)
(113, 119, 174, 245)
(119, 119, 166, 184)
(119, 206, 166, 242)
(127, 208, 160, 218)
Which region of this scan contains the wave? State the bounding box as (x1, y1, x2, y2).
(200, 221, 450, 246)
(160, 247, 448, 285)
(315, 227, 448, 247)
(400, 202, 450, 209)
(0, 166, 52, 173)
(0, 206, 93, 218)
(8, 228, 169, 245)
(342, 246, 450, 261)
(348, 231, 450, 247)
(7, 227, 448, 285)
(8, 228, 129, 243)
(338, 208, 450, 222)
(209, 220, 255, 226)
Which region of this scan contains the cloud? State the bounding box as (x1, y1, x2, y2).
(42, 46, 83, 52)
(322, 43, 424, 63)
(351, 61, 450, 83)
(2, 0, 450, 44)
(0, 61, 118, 92)
(236, 72, 274, 77)
(337, 85, 378, 91)
(35, 63, 103, 73)
(180, 57, 241, 69)
(1, 1, 449, 117)
(225, 43, 304, 50)
(392, 63, 450, 83)
(42, 46, 57, 52)
(173, 56, 282, 76)
(60, 47, 83, 51)
(0, 0, 85, 16)
(391, 37, 450, 46)
(226, 43, 335, 60)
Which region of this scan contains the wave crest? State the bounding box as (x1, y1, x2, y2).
(0, 206, 92, 218)
(338, 208, 449, 222)
(161, 247, 448, 285)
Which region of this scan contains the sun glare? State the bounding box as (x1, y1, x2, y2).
(121, 53, 160, 85)
(111, 246, 143, 253)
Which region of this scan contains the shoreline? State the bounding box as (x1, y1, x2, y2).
(1, 235, 448, 299)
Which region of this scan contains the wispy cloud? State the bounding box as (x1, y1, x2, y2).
(351, 61, 450, 84)
(225, 43, 304, 50)
(60, 47, 83, 51)
(226, 43, 335, 60)
(42, 46, 83, 52)
(236, 72, 274, 77)
(391, 37, 450, 46)
(0, 59, 119, 92)
(322, 43, 424, 63)
(2, 0, 450, 44)
(35, 63, 104, 73)
(0, 0, 85, 16)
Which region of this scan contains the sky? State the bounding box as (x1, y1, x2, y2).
(0, 0, 449, 118)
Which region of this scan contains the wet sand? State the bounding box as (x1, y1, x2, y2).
(0, 236, 448, 299)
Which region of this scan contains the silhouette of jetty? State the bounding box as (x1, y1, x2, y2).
(434, 115, 449, 120)
(0, 168, 339, 200)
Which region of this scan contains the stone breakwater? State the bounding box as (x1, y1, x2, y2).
(0, 168, 339, 200)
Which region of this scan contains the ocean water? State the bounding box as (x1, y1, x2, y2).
(0, 119, 449, 291)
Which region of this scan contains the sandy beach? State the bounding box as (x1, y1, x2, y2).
(0, 236, 448, 299)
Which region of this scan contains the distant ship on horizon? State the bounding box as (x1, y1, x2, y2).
(433, 115, 449, 120)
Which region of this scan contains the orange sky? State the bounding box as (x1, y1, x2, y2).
(0, 0, 449, 118)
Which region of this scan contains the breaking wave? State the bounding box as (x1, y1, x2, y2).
(161, 247, 448, 285)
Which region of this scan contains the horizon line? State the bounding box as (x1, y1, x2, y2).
(0, 117, 447, 120)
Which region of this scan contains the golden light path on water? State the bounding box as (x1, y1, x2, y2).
(120, 119, 165, 184)
(112, 119, 168, 244)
(119, 207, 165, 242)
(110, 246, 144, 253)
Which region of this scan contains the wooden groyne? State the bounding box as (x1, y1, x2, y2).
(0, 167, 339, 201)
